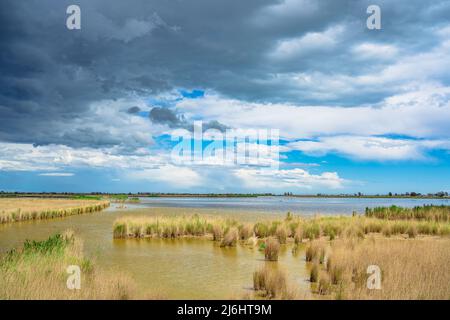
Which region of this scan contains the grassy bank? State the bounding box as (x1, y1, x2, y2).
(0, 198, 110, 224)
(0, 231, 153, 299)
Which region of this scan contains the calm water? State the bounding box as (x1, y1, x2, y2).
(0, 205, 311, 299)
(131, 196, 450, 215)
(0, 196, 448, 299)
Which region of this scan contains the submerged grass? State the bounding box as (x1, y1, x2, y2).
(0, 198, 110, 224)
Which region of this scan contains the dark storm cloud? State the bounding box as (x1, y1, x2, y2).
(127, 106, 141, 114)
(1, 0, 449, 149)
(149, 107, 182, 128)
(149, 107, 228, 132)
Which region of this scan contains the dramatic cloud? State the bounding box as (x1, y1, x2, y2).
(149, 106, 228, 132)
(0, 142, 337, 192)
(1, 0, 450, 192)
(174, 85, 450, 140)
(127, 106, 141, 114)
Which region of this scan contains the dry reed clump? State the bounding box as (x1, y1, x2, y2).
(344, 224, 365, 239)
(253, 266, 294, 299)
(264, 237, 280, 261)
(0, 198, 110, 224)
(238, 224, 254, 240)
(407, 225, 418, 238)
(305, 240, 327, 263)
(315, 237, 450, 299)
(286, 220, 298, 236)
(212, 225, 224, 241)
(381, 224, 392, 237)
(220, 227, 239, 247)
(294, 226, 303, 244)
(275, 225, 288, 244)
(310, 263, 319, 283)
(254, 222, 270, 238)
(0, 231, 157, 300)
(317, 271, 332, 295)
(303, 222, 321, 240)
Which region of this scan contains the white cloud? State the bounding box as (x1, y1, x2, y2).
(270, 25, 345, 60)
(38, 172, 74, 177)
(288, 136, 450, 161)
(127, 165, 204, 188)
(253, 0, 318, 26)
(352, 43, 399, 60)
(260, 31, 450, 101)
(0, 143, 165, 172)
(356, 40, 450, 86)
(435, 25, 450, 38)
(0, 160, 56, 172)
(233, 168, 344, 189)
(0, 141, 349, 191)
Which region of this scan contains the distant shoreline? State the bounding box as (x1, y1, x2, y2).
(0, 192, 449, 200)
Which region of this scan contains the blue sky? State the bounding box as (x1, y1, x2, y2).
(0, 0, 449, 194)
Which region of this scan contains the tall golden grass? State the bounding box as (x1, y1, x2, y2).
(0, 231, 159, 299)
(253, 266, 296, 299)
(113, 214, 235, 239)
(309, 237, 450, 299)
(220, 227, 239, 247)
(0, 198, 110, 224)
(264, 237, 280, 261)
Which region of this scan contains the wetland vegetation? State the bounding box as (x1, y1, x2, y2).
(0, 230, 159, 299)
(112, 205, 450, 300)
(1, 199, 449, 300)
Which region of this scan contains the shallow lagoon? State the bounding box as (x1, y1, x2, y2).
(1, 197, 448, 299)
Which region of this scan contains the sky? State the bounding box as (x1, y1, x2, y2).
(0, 0, 449, 194)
